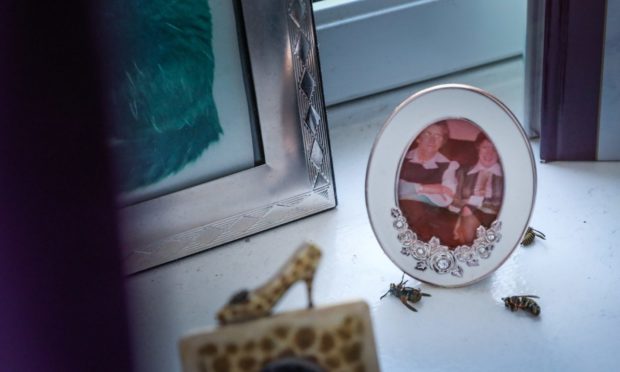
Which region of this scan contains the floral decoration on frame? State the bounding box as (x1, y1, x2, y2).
(366, 84, 536, 287)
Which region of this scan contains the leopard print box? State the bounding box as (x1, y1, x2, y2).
(180, 301, 380, 372)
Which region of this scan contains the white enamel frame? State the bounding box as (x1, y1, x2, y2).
(366, 84, 536, 287)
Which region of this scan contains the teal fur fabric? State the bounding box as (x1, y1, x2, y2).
(100, 0, 221, 192)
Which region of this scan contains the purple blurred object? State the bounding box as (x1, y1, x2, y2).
(0, 1, 132, 371)
(527, 0, 614, 161)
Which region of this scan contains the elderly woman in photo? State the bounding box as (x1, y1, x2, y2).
(398, 122, 460, 246)
(451, 132, 503, 244)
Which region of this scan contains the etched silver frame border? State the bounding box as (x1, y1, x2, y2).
(119, 0, 336, 274)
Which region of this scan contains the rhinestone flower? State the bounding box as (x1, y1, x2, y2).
(428, 236, 448, 255)
(393, 217, 408, 231)
(411, 242, 430, 260)
(486, 231, 496, 241)
(429, 251, 456, 274)
(477, 244, 492, 259)
(398, 230, 416, 247)
(454, 245, 474, 263)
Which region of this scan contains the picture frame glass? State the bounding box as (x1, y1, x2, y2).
(366, 85, 535, 287)
(100, 0, 262, 205)
(397, 118, 504, 249)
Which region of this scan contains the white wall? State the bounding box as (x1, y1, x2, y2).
(314, 0, 527, 106)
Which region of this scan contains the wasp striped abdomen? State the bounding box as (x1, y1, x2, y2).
(502, 295, 541, 316)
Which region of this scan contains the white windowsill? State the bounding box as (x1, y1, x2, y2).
(126, 58, 620, 372)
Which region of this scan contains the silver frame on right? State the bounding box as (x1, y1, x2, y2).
(366, 84, 536, 287)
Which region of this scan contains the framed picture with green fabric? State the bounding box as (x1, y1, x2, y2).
(96, 0, 336, 274)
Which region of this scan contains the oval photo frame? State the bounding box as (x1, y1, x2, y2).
(366, 84, 536, 287)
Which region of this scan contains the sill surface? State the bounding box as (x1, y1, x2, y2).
(126, 58, 620, 372)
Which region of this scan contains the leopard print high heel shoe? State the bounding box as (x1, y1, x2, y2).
(217, 243, 322, 325)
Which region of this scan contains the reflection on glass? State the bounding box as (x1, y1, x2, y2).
(397, 119, 504, 248)
(98, 0, 261, 205)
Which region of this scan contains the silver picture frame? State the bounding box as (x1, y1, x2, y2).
(120, 0, 336, 274)
(366, 84, 536, 287)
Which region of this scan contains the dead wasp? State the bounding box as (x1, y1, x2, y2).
(380, 274, 431, 312)
(521, 227, 546, 246)
(502, 295, 541, 316)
